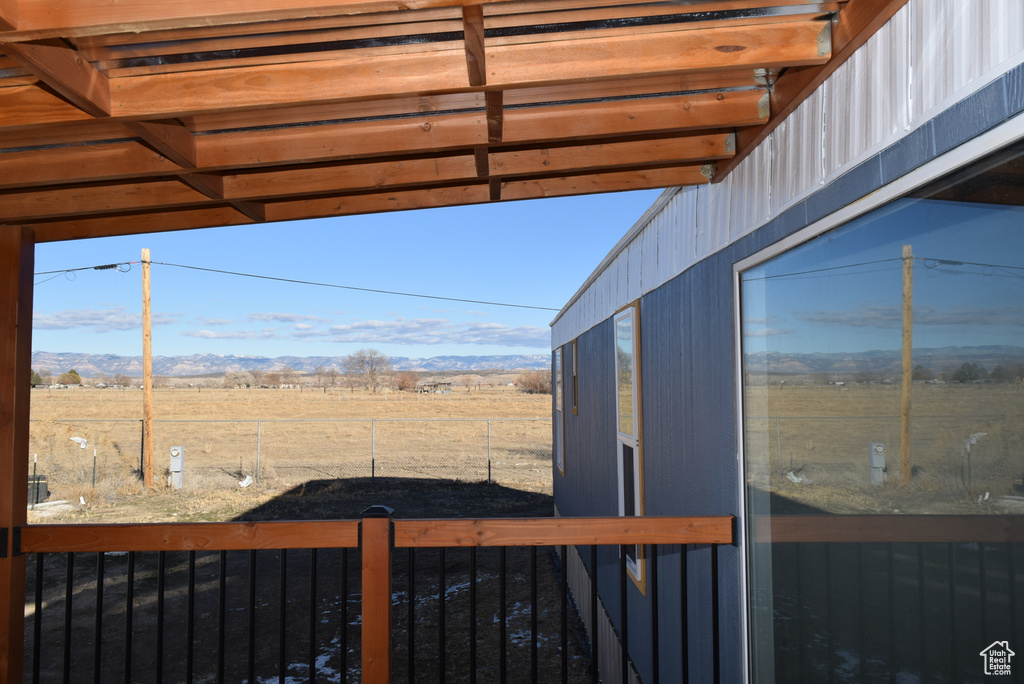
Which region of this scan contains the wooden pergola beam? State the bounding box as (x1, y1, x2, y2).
(124, 120, 199, 169)
(1, 39, 111, 117)
(104, 21, 826, 119)
(0, 225, 32, 684)
(462, 4, 486, 87)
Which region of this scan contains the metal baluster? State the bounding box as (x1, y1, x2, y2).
(620, 546, 628, 684)
(651, 544, 659, 684)
(310, 548, 318, 682)
(95, 552, 104, 684)
(187, 551, 196, 683)
(531, 546, 538, 684)
(561, 545, 568, 684)
(33, 554, 43, 684)
(157, 551, 166, 684)
(63, 552, 73, 684)
(407, 548, 415, 683)
(248, 550, 257, 684)
(470, 547, 477, 684)
(499, 547, 507, 684)
(279, 549, 288, 684)
(590, 545, 598, 684)
(438, 547, 446, 684)
(218, 550, 227, 683)
(125, 552, 135, 683)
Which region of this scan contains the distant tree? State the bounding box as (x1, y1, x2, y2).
(113, 374, 132, 387)
(223, 371, 254, 388)
(460, 374, 483, 392)
(517, 370, 551, 394)
(279, 365, 298, 386)
(264, 372, 281, 388)
(30, 369, 43, 386)
(250, 369, 265, 387)
(58, 369, 81, 385)
(395, 370, 420, 392)
(312, 365, 328, 387)
(36, 368, 52, 385)
(912, 365, 935, 381)
(344, 349, 392, 391)
(325, 368, 340, 387)
(952, 362, 988, 384)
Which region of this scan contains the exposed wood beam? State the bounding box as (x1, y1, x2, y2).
(1, 39, 110, 117)
(123, 120, 198, 169)
(105, 21, 827, 119)
(264, 183, 492, 222)
(489, 177, 501, 201)
(488, 133, 735, 176)
(0, 180, 210, 222)
(474, 147, 489, 177)
(0, 83, 95, 128)
(499, 164, 711, 200)
(462, 4, 486, 87)
(180, 173, 225, 199)
(0, 142, 179, 189)
(28, 206, 252, 243)
(0, 224, 32, 684)
(198, 90, 765, 170)
(232, 201, 266, 222)
(486, 90, 503, 143)
(716, 0, 908, 180)
(0, 0, 16, 31)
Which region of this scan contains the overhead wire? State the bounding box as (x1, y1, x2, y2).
(33, 259, 559, 311)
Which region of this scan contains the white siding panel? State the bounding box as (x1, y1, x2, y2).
(729, 140, 770, 241)
(984, 0, 1024, 73)
(639, 218, 659, 295)
(825, 10, 910, 176)
(695, 177, 731, 260)
(771, 87, 825, 214)
(625, 239, 642, 303)
(656, 188, 697, 285)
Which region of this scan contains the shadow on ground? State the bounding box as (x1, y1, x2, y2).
(233, 476, 554, 521)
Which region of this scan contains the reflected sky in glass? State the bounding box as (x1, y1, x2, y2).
(742, 199, 1024, 355)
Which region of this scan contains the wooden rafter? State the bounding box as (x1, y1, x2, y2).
(0, 0, 910, 244)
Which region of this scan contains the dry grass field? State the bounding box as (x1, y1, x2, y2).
(745, 382, 1024, 514)
(28, 386, 554, 524)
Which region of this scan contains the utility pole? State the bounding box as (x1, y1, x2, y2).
(900, 244, 913, 485)
(142, 248, 154, 489)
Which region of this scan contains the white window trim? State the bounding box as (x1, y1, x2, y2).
(614, 304, 645, 589)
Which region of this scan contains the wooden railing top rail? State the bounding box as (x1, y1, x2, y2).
(394, 516, 735, 548)
(757, 514, 1024, 544)
(19, 515, 735, 553)
(20, 520, 361, 553)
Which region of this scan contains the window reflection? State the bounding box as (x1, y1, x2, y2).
(741, 140, 1024, 683)
(616, 313, 634, 437)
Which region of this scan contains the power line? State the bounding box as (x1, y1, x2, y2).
(150, 261, 560, 312)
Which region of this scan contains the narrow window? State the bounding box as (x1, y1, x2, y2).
(571, 339, 579, 415)
(614, 305, 644, 587)
(554, 346, 565, 475)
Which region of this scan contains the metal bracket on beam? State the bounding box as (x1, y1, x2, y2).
(0, 528, 6, 558)
(700, 163, 716, 181)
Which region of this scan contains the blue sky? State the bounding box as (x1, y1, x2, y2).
(33, 190, 663, 359)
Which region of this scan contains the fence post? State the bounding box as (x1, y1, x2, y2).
(371, 420, 376, 479)
(361, 505, 394, 684)
(487, 420, 492, 484)
(256, 420, 262, 483)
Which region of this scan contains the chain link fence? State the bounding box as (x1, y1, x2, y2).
(28, 418, 553, 495)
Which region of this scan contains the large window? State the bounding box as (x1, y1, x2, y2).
(740, 141, 1024, 681)
(615, 304, 644, 587)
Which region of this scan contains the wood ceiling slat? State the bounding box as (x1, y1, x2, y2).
(4, 0, 498, 40)
(101, 40, 468, 80)
(500, 165, 711, 200)
(224, 154, 480, 199)
(0, 179, 210, 222)
(106, 21, 823, 119)
(0, 119, 130, 147)
(123, 120, 198, 169)
(80, 18, 464, 62)
(264, 183, 492, 222)
(196, 90, 764, 170)
(0, 0, 15, 32)
(486, 0, 841, 19)
(488, 133, 734, 176)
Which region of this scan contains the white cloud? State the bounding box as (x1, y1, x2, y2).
(247, 312, 325, 323)
(326, 318, 548, 347)
(198, 317, 234, 326)
(34, 306, 180, 332)
(181, 329, 282, 340)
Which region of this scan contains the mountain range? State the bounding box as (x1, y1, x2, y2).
(30, 352, 552, 377)
(744, 345, 1024, 376)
